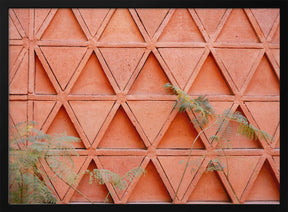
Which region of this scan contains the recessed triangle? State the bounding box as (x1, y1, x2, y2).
(70, 101, 114, 144)
(188, 169, 231, 202)
(78, 9, 109, 36)
(245, 101, 279, 138)
(219, 156, 260, 198)
(195, 9, 226, 38)
(98, 106, 145, 149)
(9, 52, 28, 94)
(157, 112, 205, 149)
(41, 46, 87, 90)
(70, 53, 115, 95)
(136, 9, 169, 37)
(158, 156, 204, 200)
(129, 53, 171, 95)
(34, 9, 51, 34)
(270, 24, 279, 44)
(98, 156, 144, 199)
(158, 48, 205, 89)
(216, 9, 259, 43)
(99, 9, 144, 42)
(42, 9, 87, 40)
(9, 46, 23, 76)
(188, 54, 232, 95)
(99, 48, 145, 90)
(43, 156, 87, 201)
(245, 161, 279, 201)
(13, 9, 29, 36)
(202, 101, 234, 142)
(9, 101, 27, 125)
(46, 106, 85, 148)
(128, 161, 171, 202)
(33, 101, 56, 129)
(216, 106, 262, 149)
(35, 56, 57, 94)
(128, 101, 174, 142)
(245, 55, 279, 96)
(158, 9, 204, 42)
(70, 159, 112, 203)
(251, 9, 279, 38)
(215, 48, 260, 90)
(9, 16, 22, 39)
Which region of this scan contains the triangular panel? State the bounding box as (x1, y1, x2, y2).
(9, 52, 28, 94)
(195, 9, 226, 38)
(216, 106, 262, 149)
(188, 170, 231, 202)
(78, 9, 110, 36)
(215, 48, 260, 90)
(98, 156, 144, 199)
(33, 101, 56, 129)
(99, 48, 145, 90)
(34, 9, 51, 34)
(13, 9, 29, 36)
(245, 55, 279, 96)
(70, 53, 115, 95)
(245, 161, 279, 201)
(99, 9, 144, 42)
(98, 106, 145, 149)
(128, 161, 171, 202)
(70, 159, 112, 203)
(219, 156, 260, 199)
(157, 112, 205, 149)
(128, 101, 174, 142)
(70, 101, 115, 144)
(136, 9, 169, 37)
(42, 9, 87, 40)
(129, 53, 171, 95)
(216, 9, 259, 43)
(9, 16, 22, 39)
(245, 101, 279, 138)
(46, 106, 85, 148)
(9, 46, 23, 76)
(9, 101, 27, 125)
(41, 46, 87, 90)
(188, 54, 233, 95)
(251, 9, 279, 38)
(158, 156, 204, 200)
(43, 156, 87, 201)
(158, 48, 205, 89)
(35, 56, 57, 94)
(158, 9, 204, 42)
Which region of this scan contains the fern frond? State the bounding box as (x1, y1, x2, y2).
(164, 83, 215, 127)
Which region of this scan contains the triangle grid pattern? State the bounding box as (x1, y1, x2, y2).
(9, 8, 280, 204)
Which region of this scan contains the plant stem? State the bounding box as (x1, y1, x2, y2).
(172, 120, 218, 203)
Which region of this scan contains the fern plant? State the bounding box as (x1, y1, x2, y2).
(9, 121, 145, 204)
(9, 121, 80, 204)
(164, 83, 273, 203)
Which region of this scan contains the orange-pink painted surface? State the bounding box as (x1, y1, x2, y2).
(9, 8, 280, 204)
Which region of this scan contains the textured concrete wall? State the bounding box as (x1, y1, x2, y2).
(9, 8, 279, 204)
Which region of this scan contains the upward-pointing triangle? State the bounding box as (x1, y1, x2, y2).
(42, 9, 87, 40)
(99, 9, 144, 42)
(216, 9, 259, 43)
(188, 54, 232, 95)
(70, 53, 115, 95)
(158, 9, 204, 42)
